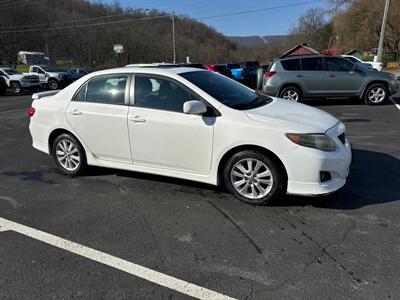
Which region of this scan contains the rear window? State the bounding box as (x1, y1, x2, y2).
(281, 59, 300, 71)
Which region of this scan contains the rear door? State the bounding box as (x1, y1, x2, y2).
(325, 57, 364, 96)
(65, 74, 132, 164)
(299, 57, 330, 96)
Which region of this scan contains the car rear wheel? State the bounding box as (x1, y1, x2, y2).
(48, 79, 59, 90)
(279, 86, 302, 102)
(364, 83, 388, 105)
(52, 133, 86, 176)
(10, 82, 22, 95)
(223, 150, 285, 205)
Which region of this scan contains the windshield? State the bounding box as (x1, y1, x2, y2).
(43, 67, 68, 73)
(180, 71, 272, 110)
(4, 69, 22, 75)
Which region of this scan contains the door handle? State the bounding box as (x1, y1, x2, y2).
(297, 74, 304, 78)
(329, 74, 336, 78)
(69, 109, 82, 116)
(129, 115, 146, 123)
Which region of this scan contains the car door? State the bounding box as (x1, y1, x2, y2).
(299, 57, 331, 96)
(128, 74, 214, 174)
(65, 74, 132, 164)
(31, 67, 46, 84)
(325, 57, 365, 96)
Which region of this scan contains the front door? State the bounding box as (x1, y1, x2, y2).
(325, 57, 365, 96)
(128, 74, 214, 174)
(66, 74, 132, 164)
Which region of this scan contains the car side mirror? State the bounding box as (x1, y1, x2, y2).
(183, 100, 207, 115)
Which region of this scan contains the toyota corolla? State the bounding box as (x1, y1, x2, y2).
(29, 67, 352, 205)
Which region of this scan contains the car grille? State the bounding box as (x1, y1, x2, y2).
(338, 132, 346, 144)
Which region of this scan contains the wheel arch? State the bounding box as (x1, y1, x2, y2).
(360, 80, 389, 99)
(217, 144, 288, 187)
(278, 83, 303, 98)
(48, 128, 84, 155)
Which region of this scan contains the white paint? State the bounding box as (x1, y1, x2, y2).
(390, 98, 400, 111)
(0, 196, 21, 209)
(0, 217, 236, 300)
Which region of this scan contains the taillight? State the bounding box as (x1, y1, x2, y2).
(28, 107, 35, 117)
(264, 71, 276, 81)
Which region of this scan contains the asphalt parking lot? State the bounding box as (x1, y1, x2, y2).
(0, 92, 399, 299)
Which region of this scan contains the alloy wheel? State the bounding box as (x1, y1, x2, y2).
(282, 90, 299, 101)
(55, 139, 81, 171)
(230, 158, 274, 200)
(368, 87, 386, 103)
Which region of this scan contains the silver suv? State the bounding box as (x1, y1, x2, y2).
(262, 55, 399, 105)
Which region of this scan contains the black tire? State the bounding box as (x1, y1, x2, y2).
(0, 88, 5, 95)
(48, 79, 59, 90)
(256, 68, 264, 91)
(364, 83, 388, 105)
(279, 85, 302, 102)
(223, 150, 286, 205)
(10, 82, 22, 95)
(52, 133, 87, 176)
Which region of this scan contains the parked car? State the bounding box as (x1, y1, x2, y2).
(0, 76, 7, 95)
(341, 55, 383, 71)
(206, 64, 233, 78)
(226, 63, 243, 81)
(68, 68, 89, 81)
(262, 55, 399, 105)
(241, 61, 260, 88)
(0, 67, 41, 95)
(29, 66, 352, 205)
(29, 65, 73, 90)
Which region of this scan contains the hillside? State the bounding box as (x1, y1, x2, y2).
(0, 0, 255, 68)
(227, 35, 287, 47)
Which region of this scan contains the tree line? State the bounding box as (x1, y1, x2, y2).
(0, 0, 398, 69)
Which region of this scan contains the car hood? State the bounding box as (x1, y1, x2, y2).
(245, 98, 338, 133)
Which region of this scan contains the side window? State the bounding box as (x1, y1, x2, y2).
(135, 75, 198, 113)
(86, 75, 128, 105)
(31, 67, 38, 73)
(281, 59, 300, 71)
(74, 84, 87, 102)
(37, 68, 45, 74)
(301, 57, 324, 71)
(326, 57, 354, 72)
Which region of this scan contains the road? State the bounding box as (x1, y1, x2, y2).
(0, 92, 399, 299)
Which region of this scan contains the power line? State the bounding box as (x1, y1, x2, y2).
(200, 0, 323, 20)
(0, 0, 47, 11)
(0, 14, 172, 34)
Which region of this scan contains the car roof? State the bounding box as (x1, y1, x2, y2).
(90, 66, 207, 77)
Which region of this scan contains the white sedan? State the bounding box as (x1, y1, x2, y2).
(341, 55, 383, 71)
(29, 67, 352, 205)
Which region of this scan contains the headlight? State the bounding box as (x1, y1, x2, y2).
(286, 133, 336, 151)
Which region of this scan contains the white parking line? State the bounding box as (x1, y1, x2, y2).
(390, 98, 400, 111)
(0, 217, 236, 300)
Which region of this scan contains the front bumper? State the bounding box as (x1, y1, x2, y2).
(21, 81, 41, 89)
(280, 126, 352, 196)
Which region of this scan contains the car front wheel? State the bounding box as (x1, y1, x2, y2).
(52, 133, 86, 176)
(364, 83, 388, 105)
(223, 150, 286, 205)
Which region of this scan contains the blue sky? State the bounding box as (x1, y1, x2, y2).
(101, 0, 328, 36)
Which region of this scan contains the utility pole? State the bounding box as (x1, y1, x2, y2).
(172, 12, 176, 64)
(377, 0, 390, 62)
